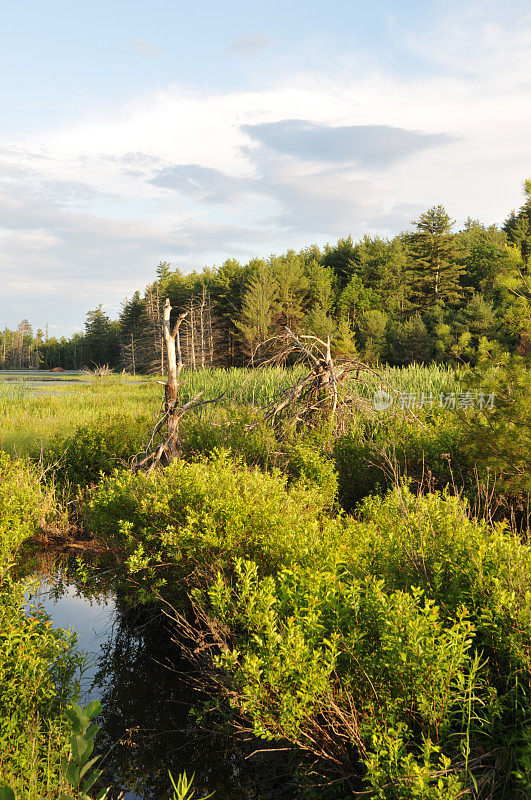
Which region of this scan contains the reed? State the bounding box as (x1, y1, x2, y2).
(0, 365, 461, 456)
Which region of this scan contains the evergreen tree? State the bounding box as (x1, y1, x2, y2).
(332, 316, 358, 358)
(387, 315, 432, 365)
(408, 205, 463, 307)
(212, 258, 252, 365)
(84, 306, 115, 366)
(322, 236, 359, 290)
(301, 305, 336, 341)
(236, 264, 278, 365)
(503, 179, 531, 265)
(304, 259, 334, 312)
(338, 275, 379, 324)
(156, 260, 172, 286)
(457, 221, 520, 300)
(357, 310, 388, 363)
(271, 252, 308, 329)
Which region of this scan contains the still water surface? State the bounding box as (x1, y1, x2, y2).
(25, 553, 273, 800)
(0, 370, 148, 392)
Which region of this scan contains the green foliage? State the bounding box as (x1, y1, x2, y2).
(209, 557, 485, 797)
(236, 262, 278, 362)
(45, 414, 149, 488)
(386, 316, 433, 365)
(283, 436, 338, 505)
(408, 205, 463, 307)
(337, 274, 380, 323)
(333, 413, 469, 511)
(168, 771, 214, 800)
(357, 309, 388, 362)
(86, 450, 344, 592)
(462, 357, 531, 497)
(0, 452, 52, 575)
(0, 584, 83, 797)
(204, 486, 531, 796)
(60, 701, 109, 800)
(83, 306, 117, 368)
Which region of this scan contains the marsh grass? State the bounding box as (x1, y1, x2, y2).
(0, 715, 71, 799)
(0, 365, 460, 457)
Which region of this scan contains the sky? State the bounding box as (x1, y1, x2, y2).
(1, 0, 530, 336)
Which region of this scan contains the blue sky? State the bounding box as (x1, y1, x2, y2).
(1, 0, 530, 335)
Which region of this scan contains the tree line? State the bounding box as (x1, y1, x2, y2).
(3, 180, 530, 372)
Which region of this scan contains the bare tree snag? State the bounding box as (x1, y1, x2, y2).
(134, 298, 225, 472)
(163, 298, 188, 462)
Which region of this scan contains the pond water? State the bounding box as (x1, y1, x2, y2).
(24, 552, 281, 800)
(0, 370, 149, 393)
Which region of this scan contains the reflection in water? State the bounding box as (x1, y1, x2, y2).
(25, 552, 272, 800)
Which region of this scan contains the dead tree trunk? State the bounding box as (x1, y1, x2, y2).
(134, 299, 228, 472)
(163, 298, 187, 462)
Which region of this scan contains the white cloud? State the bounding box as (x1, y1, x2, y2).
(1, 1, 530, 333)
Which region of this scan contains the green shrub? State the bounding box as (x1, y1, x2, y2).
(283, 437, 338, 506)
(352, 486, 531, 686)
(86, 450, 344, 595)
(0, 452, 51, 575)
(45, 413, 149, 488)
(180, 404, 278, 469)
(199, 486, 531, 796)
(333, 413, 469, 511)
(0, 584, 83, 797)
(181, 405, 338, 504)
(208, 559, 492, 798)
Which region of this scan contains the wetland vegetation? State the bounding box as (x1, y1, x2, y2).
(0, 355, 530, 799)
(0, 188, 530, 798)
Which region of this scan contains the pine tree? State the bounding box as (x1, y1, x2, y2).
(304, 259, 334, 311)
(84, 306, 114, 366)
(322, 236, 359, 290)
(235, 264, 278, 365)
(409, 205, 463, 307)
(503, 179, 531, 266)
(271, 252, 307, 329)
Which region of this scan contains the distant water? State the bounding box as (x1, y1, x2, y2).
(0, 370, 146, 393)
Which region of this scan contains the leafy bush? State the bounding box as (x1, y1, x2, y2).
(0, 452, 51, 575)
(182, 404, 338, 504)
(353, 487, 531, 686)
(180, 404, 278, 469)
(0, 453, 85, 797)
(333, 413, 469, 511)
(201, 486, 531, 796)
(86, 450, 345, 595)
(45, 413, 149, 489)
(283, 436, 338, 506)
(208, 559, 489, 798)
(0, 584, 83, 797)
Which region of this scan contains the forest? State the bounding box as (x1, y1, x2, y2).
(2, 181, 530, 373)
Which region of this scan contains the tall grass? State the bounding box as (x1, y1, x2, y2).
(0, 365, 461, 456)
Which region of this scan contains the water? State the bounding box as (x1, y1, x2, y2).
(24, 552, 277, 800)
(0, 370, 148, 393)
